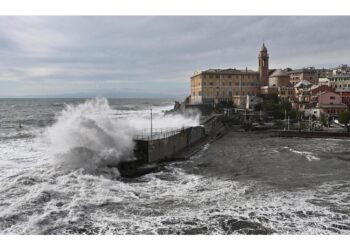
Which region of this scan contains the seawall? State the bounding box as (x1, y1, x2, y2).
(135, 126, 207, 163)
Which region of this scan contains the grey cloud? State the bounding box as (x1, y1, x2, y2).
(0, 16, 350, 98)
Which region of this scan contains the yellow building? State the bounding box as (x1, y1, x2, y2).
(190, 44, 268, 107)
(190, 68, 260, 106)
(278, 86, 295, 102)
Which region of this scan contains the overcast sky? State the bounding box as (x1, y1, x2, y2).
(0, 16, 350, 98)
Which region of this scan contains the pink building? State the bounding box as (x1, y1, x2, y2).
(314, 91, 347, 116)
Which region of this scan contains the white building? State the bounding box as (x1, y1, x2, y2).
(246, 95, 263, 110)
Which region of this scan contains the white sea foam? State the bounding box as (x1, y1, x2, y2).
(284, 146, 320, 162)
(45, 97, 200, 172)
(3, 99, 350, 235)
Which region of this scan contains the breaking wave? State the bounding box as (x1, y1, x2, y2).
(45, 97, 200, 173)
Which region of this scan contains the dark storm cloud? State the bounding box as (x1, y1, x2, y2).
(0, 16, 350, 97)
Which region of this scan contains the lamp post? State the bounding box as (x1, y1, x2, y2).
(150, 108, 153, 140)
(284, 109, 287, 131)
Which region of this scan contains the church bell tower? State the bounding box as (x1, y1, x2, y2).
(258, 43, 269, 86)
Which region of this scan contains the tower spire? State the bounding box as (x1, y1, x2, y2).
(258, 43, 269, 86)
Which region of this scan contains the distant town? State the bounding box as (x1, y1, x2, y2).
(183, 43, 350, 132)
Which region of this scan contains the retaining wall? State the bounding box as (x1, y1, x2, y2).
(134, 126, 206, 163)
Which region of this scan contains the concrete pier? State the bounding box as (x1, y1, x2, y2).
(134, 126, 206, 163)
(115, 114, 227, 177)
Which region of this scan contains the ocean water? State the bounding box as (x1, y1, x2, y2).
(0, 98, 350, 235)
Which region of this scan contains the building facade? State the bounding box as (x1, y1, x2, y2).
(190, 68, 260, 105)
(278, 86, 295, 102)
(313, 91, 347, 117)
(289, 67, 318, 85)
(190, 44, 268, 106)
(328, 75, 350, 88)
(316, 68, 333, 78)
(336, 87, 350, 107)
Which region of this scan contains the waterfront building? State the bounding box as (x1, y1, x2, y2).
(289, 67, 318, 85)
(305, 91, 347, 119)
(311, 91, 347, 117)
(190, 68, 260, 105)
(190, 43, 268, 107)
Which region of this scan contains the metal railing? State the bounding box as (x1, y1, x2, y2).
(133, 127, 190, 141)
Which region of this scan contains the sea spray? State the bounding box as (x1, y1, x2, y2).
(46, 97, 201, 173)
(46, 97, 136, 173)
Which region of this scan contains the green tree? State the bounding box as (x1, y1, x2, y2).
(320, 114, 327, 127)
(338, 111, 350, 132)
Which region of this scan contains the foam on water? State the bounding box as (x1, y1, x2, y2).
(45, 97, 200, 173)
(1, 98, 350, 235)
(283, 146, 321, 162)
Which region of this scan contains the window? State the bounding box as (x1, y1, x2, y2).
(228, 75, 231, 78)
(216, 75, 219, 79)
(210, 82, 213, 86)
(235, 82, 239, 86)
(330, 96, 335, 100)
(229, 82, 232, 86)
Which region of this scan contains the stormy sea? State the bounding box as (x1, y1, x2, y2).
(0, 97, 350, 235)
